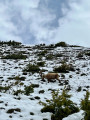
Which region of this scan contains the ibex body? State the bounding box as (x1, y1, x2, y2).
(39, 71, 60, 83)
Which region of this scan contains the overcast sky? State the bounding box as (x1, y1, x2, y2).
(0, 0, 90, 47)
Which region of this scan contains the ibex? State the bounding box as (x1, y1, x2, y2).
(39, 70, 60, 83)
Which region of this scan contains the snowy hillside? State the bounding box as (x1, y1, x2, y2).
(0, 41, 90, 120)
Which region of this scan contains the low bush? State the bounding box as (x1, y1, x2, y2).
(2, 53, 27, 59)
(54, 63, 75, 73)
(0, 86, 11, 92)
(55, 54, 63, 57)
(31, 84, 39, 88)
(7, 108, 21, 113)
(46, 54, 53, 60)
(77, 53, 83, 58)
(85, 52, 90, 56)
(81, 90, 90, 120)
(24, 85, 34, 96)
(55, 42, 67, 47)
(13, 90, 24, 96)
(40, 88, 79, 120)
(37, 61, 45, 67)
(77, 86, 82, 92)
(14, 76, 26, 81)
(0, 40, 21, 47)
(38, 50, 47, 56)
(23, 63, 40, 73)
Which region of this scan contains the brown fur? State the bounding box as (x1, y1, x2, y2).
(39, 71, 60, 83)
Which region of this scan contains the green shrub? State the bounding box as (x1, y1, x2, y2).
(23, 63, 40, 73)
(81, 91, 90, 120)
(54, 63, 75, 73)
(0, 86, 11, 92)
(38, 50, 47, 56)
(55, 54, 63, 57)
(31, 84, 39, 88)
(46, 54, 53, 60)
(14, 76, 26, 81)
(40, 88, 79, 120)
(0, 40, 21, 46)
(13, 89, 24, 96)
(85, 52, 90, 56)
(55, 42, 67, 47)
(7, 108, 21, 113)
(2, 53, 27, 59)
(77, 86, 82, 92)
(77, 53, 83, 58)
(24, 85, 34, 96)
(37, 61, 45, 67)
(38, 56, 42, 61)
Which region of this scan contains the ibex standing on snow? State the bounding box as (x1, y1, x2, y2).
(39, 70, 60, 83)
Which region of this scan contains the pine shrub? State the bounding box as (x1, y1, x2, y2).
(81, 91, 90, 120)
(40, 88, 79, 120)
(24, 85, 34, 96)
(55, 42, 67, 47)
(23, 63, 40, 73)
(54, 63, 75, 73)
(37, 61, 45, 67)
(2, 53, 27, 59)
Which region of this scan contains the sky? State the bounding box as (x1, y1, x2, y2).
(0, 0, 90, 47)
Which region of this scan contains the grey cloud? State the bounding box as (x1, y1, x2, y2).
(1, 0, 89, 47)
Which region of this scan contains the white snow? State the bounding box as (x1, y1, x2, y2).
(0, 44, 90, 120)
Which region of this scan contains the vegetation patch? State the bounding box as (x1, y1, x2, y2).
(0, 86, 11, 92)
(54, 63, 75, 73)
(77, 86, 82, 92)
(31, 84, 39, 88)
(39, 90, 45, 94)
(24, 85, 34, 96)
(85, 52, 90, 56)
(37, 61, 45, 67)
(13, 90, 24, 96)
(81, 91, 90, 120)
(34, 96, 40, 100)
(37, 50, 47, 56)
(55, 53, 63, 57)
(23, 63, 40, 73)
(2, 53, 27, 59)
(39, 88, 79, 120)
(14, 76, 26, 81)
(7, 108, 21, 113)
(77, 52, 83, 58)
(46, 54, 54, 60)
(0, 40, 21, 47)
(55, 41, 67, 47)
(30, 112, 34, 115)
